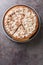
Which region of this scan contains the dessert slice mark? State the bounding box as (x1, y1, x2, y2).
(13, 25, 27, 38)
(12, 24, 22, 35)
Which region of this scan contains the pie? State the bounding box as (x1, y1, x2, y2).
(3, 5, 39, 42)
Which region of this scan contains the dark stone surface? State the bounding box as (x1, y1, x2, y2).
(0, 0, 43, 65)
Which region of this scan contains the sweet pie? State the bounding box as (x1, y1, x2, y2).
(3, 5, 39, 42)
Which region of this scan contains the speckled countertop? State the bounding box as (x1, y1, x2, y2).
(0, 0, 43, 65)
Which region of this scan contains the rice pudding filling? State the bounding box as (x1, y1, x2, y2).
(3, 5, 38, 42)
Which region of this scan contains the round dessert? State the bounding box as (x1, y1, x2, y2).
(3, 5, 39, 42)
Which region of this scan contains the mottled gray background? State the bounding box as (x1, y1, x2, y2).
(0, 0, 43, 65)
